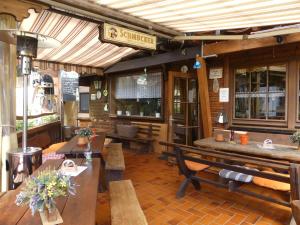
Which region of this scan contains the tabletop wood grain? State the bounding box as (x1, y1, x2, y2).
(0, 158, 100, 225)
(194, 137, 300, 163)
(57, 133, 106, 155)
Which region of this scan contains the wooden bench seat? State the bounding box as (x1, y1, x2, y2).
(105, 143, 125, 187)
(109, 180, 148, 225)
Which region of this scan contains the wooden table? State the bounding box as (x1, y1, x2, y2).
(57, 133, 106, 156)
(0, 158, 100, 225)
(194, 137, 300, 163)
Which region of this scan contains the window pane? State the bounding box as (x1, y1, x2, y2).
(235, 94, 249, 118)
(79, 93, 89, 113)
(251, 93, 267, 119)
(250, 67, 267, 119)
(268, 65, 286, 120)
(235, 69, 249, 92)
(235, 69, 250, 118)
(114, 71, 162, 117)
(250, 67, 267, 92)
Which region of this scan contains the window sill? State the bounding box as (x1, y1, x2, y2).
(109, 114, 164, 122)
(17, 120, 61, 137)
(16, 112, 57, 120)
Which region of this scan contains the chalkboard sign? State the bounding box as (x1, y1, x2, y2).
(60, 70, 79, 101)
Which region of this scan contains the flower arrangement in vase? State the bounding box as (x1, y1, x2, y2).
(15, 169, 76, 224)
(77, 128, 93, 146)
(290, 130, 300, 150)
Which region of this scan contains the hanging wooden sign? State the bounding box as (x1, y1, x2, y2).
(99, 23, 157, 50)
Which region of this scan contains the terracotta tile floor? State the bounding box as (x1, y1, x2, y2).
(96, 150, 291, 225)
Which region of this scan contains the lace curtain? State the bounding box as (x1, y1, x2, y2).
(115, 72, 162, 99)
(0, 41, 17, 191)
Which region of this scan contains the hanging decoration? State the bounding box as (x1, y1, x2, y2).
(137, 68, 148, 85)
(209, 68, 223, 93)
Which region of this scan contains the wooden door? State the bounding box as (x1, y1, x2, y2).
(167, 71, 201, 145)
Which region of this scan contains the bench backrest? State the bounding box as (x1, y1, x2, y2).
(160, 141, 292, 183)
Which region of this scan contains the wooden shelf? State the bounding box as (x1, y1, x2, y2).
(16, 112, 57, 120)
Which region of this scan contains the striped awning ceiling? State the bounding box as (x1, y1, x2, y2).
(96, 0, 300, 32)
(20, 10, 137, 68)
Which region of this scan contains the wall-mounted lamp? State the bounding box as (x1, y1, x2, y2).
(193, 59, 201, 69)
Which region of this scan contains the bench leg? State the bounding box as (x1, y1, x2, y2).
(105, 170, 124, 189)
(176, 178, 191, 198)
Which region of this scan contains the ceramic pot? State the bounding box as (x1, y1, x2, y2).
(155, 112, 160, 118)
(240, 134, 249, 145)
(77, 136, 88, 145)
(140, 112, 144, 116)
(117, 110, 122, 116)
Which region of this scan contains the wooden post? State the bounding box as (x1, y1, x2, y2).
(196, 56, 213, 137)
(290, 163, 300, 225)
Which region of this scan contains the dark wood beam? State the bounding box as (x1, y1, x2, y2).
(203, 33, 300, 56)
(105, 47, 201, 74)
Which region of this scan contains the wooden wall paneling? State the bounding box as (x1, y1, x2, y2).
(197, 56, 212, 137)
(89, 77, 109, 121)
(203, 34, 300, 56)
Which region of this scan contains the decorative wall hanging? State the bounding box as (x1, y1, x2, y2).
(96, 90, 102, 100)
(103, 80, 108, 97)
(209, 68, 223, 93)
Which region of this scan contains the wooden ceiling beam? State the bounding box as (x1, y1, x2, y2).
(203, 33, 300, 56)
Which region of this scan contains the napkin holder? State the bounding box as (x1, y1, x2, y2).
(61, 160, 78, 173)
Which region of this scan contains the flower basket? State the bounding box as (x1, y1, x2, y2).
(15, 169, 76, 225)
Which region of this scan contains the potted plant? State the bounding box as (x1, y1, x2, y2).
(15, 169, 76, 224)
(115, 100, 124, 116)
(140, 104, 145, 116)
(77, 128, 93, 145)
(125, 104, 132, 116)
(155, 103, 161, 118)
(290, 131, 300, 150)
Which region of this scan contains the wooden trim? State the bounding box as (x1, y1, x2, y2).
(203, 33, 300, 56)
(0, 0, 47, 21)
(16, 112, 57, 120)
(109, 115, 164, 123)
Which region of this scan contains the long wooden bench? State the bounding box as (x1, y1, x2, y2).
(107, 122, 158, 152)
(105, 143, 125, 188)
(109, 180, 148, 225)
(160, 141, 300, 225)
